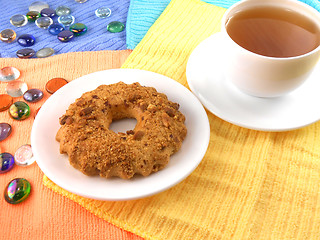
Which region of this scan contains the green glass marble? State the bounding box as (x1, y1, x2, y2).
(26, 11, 41, 22)
(4, 178, 31, 204)
(107, 21, 125, 33)
(69, 23, 87, 36)
(9, 101, 30, 120)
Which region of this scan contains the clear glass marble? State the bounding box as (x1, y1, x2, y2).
(29, 1, 49, 12)
(6, 81, 28, 97)
(35, 16, 53, 29)
(14, 144, 35, 166)
(56, 6, 71, 16)
(58, 15, 75, 26)
(36, 47, 55, 58)
(10, 14, 28, 27)
(75, 0, 88, 3)
(95, 7, 111, 18)
(0, 67, 20, 82)
(0, 29, 16, 43)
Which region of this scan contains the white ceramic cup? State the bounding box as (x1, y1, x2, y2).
(221, 0, 320, 98)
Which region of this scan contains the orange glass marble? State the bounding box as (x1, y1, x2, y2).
(0, 94, 13, 112)
(45, 77, 68, 94)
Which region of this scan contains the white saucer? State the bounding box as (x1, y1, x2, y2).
(186, 32, 320, 131)
(31, 69, 210, 201)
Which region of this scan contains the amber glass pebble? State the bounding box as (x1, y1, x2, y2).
(0, 29, 16, 43)
(45, 77, 68, 94)
(0, 94, 13, 112)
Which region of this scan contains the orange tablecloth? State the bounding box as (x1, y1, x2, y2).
(0, 50, 144, 240)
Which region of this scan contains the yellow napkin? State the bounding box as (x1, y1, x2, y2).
(44, 0, 320, 239)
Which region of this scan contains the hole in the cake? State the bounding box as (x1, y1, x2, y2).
(109, 118, 137, 133)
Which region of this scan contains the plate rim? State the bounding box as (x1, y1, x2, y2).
(31, 68, 210, 201)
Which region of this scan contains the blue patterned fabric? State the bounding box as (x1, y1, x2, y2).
(0, 0, 130, 58)
(126, 0, 320, 49)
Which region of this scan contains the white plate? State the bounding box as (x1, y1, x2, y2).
(31, 69, 210, 201)
(186, 32, 320, 131)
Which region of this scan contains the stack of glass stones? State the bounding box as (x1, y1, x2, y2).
(0, 1, 126, 59)
(0, 64, 70, 204)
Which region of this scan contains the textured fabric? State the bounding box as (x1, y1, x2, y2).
(126, 0, 320, 49)
(0, 0, 129, 58)
(44, 0, 320, 239)
(0, 50, 143, 240)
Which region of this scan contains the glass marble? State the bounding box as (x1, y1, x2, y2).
(26, 11, 41, 22)
(17, 34, 36, 47)
(95, 7, 111, 18)
(4, 178, 31, 204)
(56, 6, 71, 16)
(36, 47, 54, 58)
(69, 23, 87, 36)
(35, 16, 53, 29)
(9, 101, 31, 120)
(0, 94, 13, 112)
(48, 23, 65, 35)
(107, 21, 125, 33)
(6, 81, 28, 97)
(46, 77, 68, 94)
(75, 0, 88, 3)
(10, 14, 28, 27)
(40, 7, 55, 18)
(57, 30, 74, 42)
(14, 144, 35, 166)
(16, 48, 36, 59)
(0, 123, 12, 141)
(29, 1, 49, 12)
(0, 29, 16, 43)
(0, 67, 20, 82)
(23, 89, 43, 102)
(0, 153, 14, 173)
(58, 15, 75, 27)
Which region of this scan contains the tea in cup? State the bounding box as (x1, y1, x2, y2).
(221, 0, 320, 97)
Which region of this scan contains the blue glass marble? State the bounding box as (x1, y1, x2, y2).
(58, 15, 75, 27)
(56, 6, 71, 16)
(0, 123, 12, 141)
(69, 23, 87, 36)
(0, 152, 14, 173)
(23, 89, 43, 102)
(48, 23, 65, 35)
(57, 30, 74, 42)
(17, 34, 36, 47)
(95, 7, 111, 18)
(4, 178, 31, 204)
(40, 8, 56, 18)
(16, 48, 36, 59)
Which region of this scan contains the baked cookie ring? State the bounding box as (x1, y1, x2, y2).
(56, 82, 187, 179)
